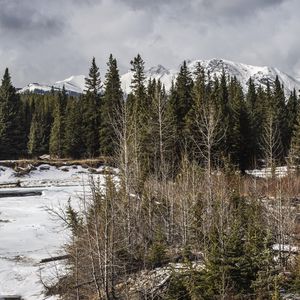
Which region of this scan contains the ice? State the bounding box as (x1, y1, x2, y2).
(0, 164, 106, 299)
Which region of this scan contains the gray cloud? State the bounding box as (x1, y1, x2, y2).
(0, 0, 65, 37)
(0, 0, 299, 87)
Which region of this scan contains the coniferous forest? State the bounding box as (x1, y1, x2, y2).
(1, 55, 300, 299)
(1, 54, 300, 169)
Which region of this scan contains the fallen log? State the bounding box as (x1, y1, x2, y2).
(40, 254, 70, 264)
(0, 190, 42, 198)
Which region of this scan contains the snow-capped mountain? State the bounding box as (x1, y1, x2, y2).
(121, 59, 300, 96)
(18, 59, 300, 96)
(18, 75, 86, 96)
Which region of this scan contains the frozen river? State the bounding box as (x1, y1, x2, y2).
(0, 164, 105, 299)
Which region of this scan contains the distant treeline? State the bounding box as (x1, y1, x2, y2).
(0, 54, 299, 172)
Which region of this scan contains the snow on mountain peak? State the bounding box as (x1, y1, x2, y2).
(147, 64, 170, 76)
(18, 59, 300, 96)
(121, 58, 300, 96)
(54, 74, 86, 94)
(18, 75, 86, 95)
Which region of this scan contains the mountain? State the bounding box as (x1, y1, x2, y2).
(121, 58, 300, 96)
(18, 75, 86, 96)
(18, 59, 300, 96)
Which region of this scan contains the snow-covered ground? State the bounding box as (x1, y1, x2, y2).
(246, 166, 289, 178)
(0, 164, 107, 299)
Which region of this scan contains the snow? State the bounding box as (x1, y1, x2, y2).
(18, 83, 52, 94)
(246, 166, 289, 178)
(18, 59, 300, 97)
(54, 75, 86, 94)
(0, 164, 107, 299)
(121, 58, 300, 96)
(18, 75, 86, 96)
(272, 244, 299, 253)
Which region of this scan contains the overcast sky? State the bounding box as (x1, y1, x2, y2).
(0, 0, 299, 87)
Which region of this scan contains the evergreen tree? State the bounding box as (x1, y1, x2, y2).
(27, 96, 53, 156)
(128, 54, 150, 178)
(27, 113, 39, 156)
(99, 54, 123, 156)
(129, 54, 147, 113)
(273, 76, 288, 157)
(216, 70, 230, 157)
(49, 88, 67, 157)
(185, 63, 207, 159)
(286, 89, 298, 147)
(0, 68, 25, 158)
(175, 61, 193, 137)
(246, 77, 260, 164)
(64, 98, 85, 158)
(83, 58, 101, 157)
(84, 57, 101, 95)
(228, 77, 250, 171)
(169, 61, 193, 162)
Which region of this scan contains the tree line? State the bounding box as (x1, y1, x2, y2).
(0, 54, 300, 174)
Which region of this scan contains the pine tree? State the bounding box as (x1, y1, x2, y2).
(289, 106, 300, 165)
(286, 89, 298, 147)
(83, 58, 101, 157)
(273, 76, 288, 157)
(129, 54, 147, 113)
(99, 54, 123, 156)
(228, 77, 250, 171)
(0, 68, 25, 158)
(216, 70, 230, 158)
(27, 113, 39, 156)
(128, 54, 150, 178)
(64, 98, 85, 158)
(84, 57, 101, 95)
(175, 61, 193, 136)
(185, 63, 207, 158)
(165, 81, 180, 170)
(49, 88, 67, 157)
(246, 77, 260, 164)
(168, 61, 193, 163)
(27, 96, 53, 157)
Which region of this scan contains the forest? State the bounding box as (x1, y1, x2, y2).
(0, 54, 300, 299)
(0, 54, 299, 170)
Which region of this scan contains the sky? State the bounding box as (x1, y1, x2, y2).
(0, 0, 299, 87)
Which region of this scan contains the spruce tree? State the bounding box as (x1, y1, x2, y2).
(0, 68, 25, 158)
(289, 106, 300, 165)
(27, 113, 39, 156)
(175, 61, 193, 136)
(246, 77, 260, 164)
(169, 61, 193, 162)
(273, 76, 288, 157)
(99, 54, 123, 156)
(49, 89, 66, 158)
(128, 54, 150, 178)
(84, 57, 101, 95)
(286, 89, 298, 147)
(64, 98, 85, 158)
(27, 96, 53, 156)
(216, 70, 230, 157)
(129, 54, 147, 112)
(83, 57, 101, 157)
(185, 63, 207, 159)
(228, 77, 250, 171)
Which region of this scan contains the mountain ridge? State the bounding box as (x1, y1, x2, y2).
(18, 59, 300, 96)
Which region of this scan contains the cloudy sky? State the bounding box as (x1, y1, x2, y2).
(0, 0, 299, 87)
